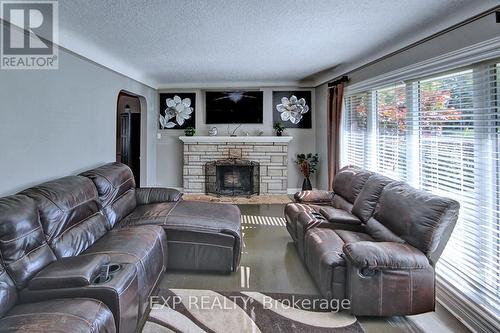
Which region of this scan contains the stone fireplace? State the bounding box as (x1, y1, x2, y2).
(180, 136, 293, 195)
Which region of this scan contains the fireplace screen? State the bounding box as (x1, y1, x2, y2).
(205, 159, 260, 196)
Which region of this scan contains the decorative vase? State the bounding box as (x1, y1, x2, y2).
(302, 177, 312, 191)
(276, 131, 283, 137)
(208, 127, 218, 136)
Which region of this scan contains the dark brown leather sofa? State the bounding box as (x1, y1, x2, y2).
(285, 166, 460, 316)
(0, 194, 117, 333)
(80, 162, 242, 273)
(0, 162, 242, 332)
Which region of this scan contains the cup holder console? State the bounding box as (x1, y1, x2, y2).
(109, 264, 121, 273)
(92, 263, 122, 284)
(92, 274, 111, 284)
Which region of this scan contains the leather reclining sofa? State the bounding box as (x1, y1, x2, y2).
(0, 162, 241, 332)
(285, 166, 460, 316)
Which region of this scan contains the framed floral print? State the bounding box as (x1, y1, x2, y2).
(272, 90, 312, 128)
(159, 93, 196, 129)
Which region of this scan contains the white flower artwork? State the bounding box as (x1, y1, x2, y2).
(159, 95, 194, 128)
(276, 95, 309, 124)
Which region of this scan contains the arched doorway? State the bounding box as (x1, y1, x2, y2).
(116, 91, 142, 186)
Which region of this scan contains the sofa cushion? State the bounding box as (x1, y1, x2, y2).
(319, 207, 361, 225)
(374, 182, 460, 264)
(0, 195, 56, 288)
(331, 195, 354, 212)
(80, 162, 137, 228)
(135, 188, 183, 205)
(82, 225, 166, 315)
(334, 230, 374, 244)
(352, 174, 395, 222)
(163, 201, 241, 235)
(0, 298, 115, 333)
(332, 167, 372, 203)
(21, 176, 108, 258)
(364, 217, 405, 243)
(118, 202, 177, 227)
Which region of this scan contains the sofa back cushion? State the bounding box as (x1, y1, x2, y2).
(0, 263, 17, 317)
(373, 182, 460, 265)
(0, 195, 56, 288)
(332, 167, 372, 204)
(21, 176, 108, 258)
(351, 174, 395, 222)
(331, 195, 354, 212)
(80, 162, 137, 228)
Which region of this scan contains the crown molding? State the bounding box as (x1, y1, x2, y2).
(156, 80, 315, 90)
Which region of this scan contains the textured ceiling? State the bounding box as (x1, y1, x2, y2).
(57, 0, 498, 88)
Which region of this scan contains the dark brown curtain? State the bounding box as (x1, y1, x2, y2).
(327, 82, 345, 191)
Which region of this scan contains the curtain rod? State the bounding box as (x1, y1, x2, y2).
(328, 75, 349, 87)
(326, 5, 500, 87)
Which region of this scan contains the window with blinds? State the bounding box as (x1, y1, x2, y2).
(342, 61, 500, 323)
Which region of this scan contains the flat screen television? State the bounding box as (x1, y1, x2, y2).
(205, 91, 263, 124)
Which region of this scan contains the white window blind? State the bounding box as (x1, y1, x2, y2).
(416, 67, 499, 319)
(375, 84, 408, 179)
(342, 92, 370, 168)
(342, 61, 500, 326)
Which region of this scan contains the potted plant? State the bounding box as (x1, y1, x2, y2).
(273, 122, 285, 136)
(184, 126, 196, 136)
(295, 153, 319, 190)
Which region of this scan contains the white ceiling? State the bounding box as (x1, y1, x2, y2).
(57, 0, 498, 88)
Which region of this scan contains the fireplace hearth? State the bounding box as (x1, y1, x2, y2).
(205, 159, 260, 196)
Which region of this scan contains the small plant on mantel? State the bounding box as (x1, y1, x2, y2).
(273, 122, 285, 136)
(295, 153, 319, 190)
(184, 126, 196, 136)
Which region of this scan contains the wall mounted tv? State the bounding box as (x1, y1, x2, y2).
(205, 91, 263, 124)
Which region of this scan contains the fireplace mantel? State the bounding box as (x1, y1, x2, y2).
(179, 136, 293, 143)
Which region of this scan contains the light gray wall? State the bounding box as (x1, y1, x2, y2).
(156, 87, 317, 191)
(313, 12, 500, 190)
(0, 47, 158, 196)
(314, 84, 328, 190)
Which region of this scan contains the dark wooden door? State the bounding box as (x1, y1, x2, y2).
(120, 112, 141, 186)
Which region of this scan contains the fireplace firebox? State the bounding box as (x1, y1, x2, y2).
(205, 159, 260, 196)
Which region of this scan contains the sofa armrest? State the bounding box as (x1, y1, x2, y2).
(294, 190, 334, 204)
(136, 187, 183, 204)
(343, 241, 429, 270)
(28, 254, 110, 290)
